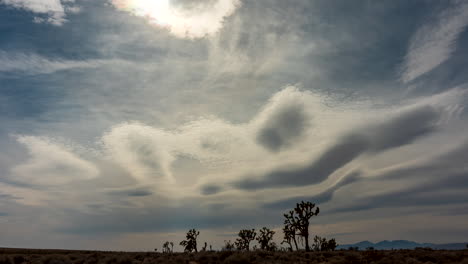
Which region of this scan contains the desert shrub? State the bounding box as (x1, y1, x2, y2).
(43, 255, 72, 264)
(344, 251, 362, 263)
(83, 256, 97, 264)
(0, 256, 12, 264)
(222, 253, 251, 264)
(404, 257, 422, 264)
(222, 240, 236, 251)
(219, 251, 235, 261)
(116, 256, 133, 264)
(416, 254, 438, 263)
(10, 255, 24, 264)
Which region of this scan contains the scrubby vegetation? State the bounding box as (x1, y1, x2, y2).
(1, 248, 467, 264)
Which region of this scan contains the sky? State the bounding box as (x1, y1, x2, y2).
(1, 0, 468, 251)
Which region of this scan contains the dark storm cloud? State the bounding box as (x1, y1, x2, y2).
(367, 106, 440, 152)
(237, 135, 368, 190)
(256, 103, 310, 152)
(200, 184, 222, 195)
(108, 188, 153, 197)
(330, 179, 468, 214)
(263, 171, 362, 210)
(330, 141, 468, 213)
(235, 105, 441, 191)
(59, 202, 279, 234)
(268, 140, 468, 213)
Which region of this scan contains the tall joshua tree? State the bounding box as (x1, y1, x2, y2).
(180, 229, 200, 253)
(235, 229, 256, 251)
(283, 201, 319, 251)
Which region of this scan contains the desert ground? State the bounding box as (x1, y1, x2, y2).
(1, 248, 467, 264)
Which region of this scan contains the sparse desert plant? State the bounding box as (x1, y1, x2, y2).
(313, 235, 327, 251)
(235, 229, 257, 251)
(179, 228, 200, 253)
(256, 227, 276, 251)
(283, 201, 320, 251)
(201, 242, 207, 252)
(222, 240, 236, 251)
(313, 236, 338, 251)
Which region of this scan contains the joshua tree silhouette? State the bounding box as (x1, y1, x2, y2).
(180, 229, 200, 253)
(256, 227, 276, 251)
(162, 241, 174, 253)
(283, 201, 319, 251)
(222, 240, 235, 251)
(282, 211, 299, 251)
(235, 229, 257, 251)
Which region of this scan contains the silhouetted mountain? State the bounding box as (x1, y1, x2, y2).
(337, 240, 467, 250)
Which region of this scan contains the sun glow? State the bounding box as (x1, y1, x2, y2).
(111, 0, 241, 39)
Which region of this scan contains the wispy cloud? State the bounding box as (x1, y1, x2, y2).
(11, 136, 99, 186)
(401, 1, 468, 83)
(0, 0, 79, 25)
(0, 51, 111, 75)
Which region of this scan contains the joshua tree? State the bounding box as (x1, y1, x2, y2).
(235, 229, 257, 251)
(326, 238, 338, 251)
(256, 227, 276, 251)
(180, 228, 200, 253)
(222, 240, 235, 251)
(283, 210, 299, 251)
(312, 235, 327, 251)
(283, 201, 319, 251)
(281, 221, 297, 251)
(312, 236, 338, 251)
(163, 241, 174, 253)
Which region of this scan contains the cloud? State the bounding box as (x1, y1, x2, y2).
(0, 0, 79, 25)
(11, 136, 99, 186)
(110, 0, 241, 39)
(0, 51, 110, 75)
(317, 140, 468, 214)
(268, 142, 468, 212)
(101, 123, 176, 185)
(256, 97, 311, 152)
(107, 187, 153, 197)
(263, 171, 362, 210)
(200, 184, 222, 195)
(401, 1, 468, 83)
(234, 104, 442, 191)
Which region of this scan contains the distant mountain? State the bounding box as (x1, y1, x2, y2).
(337, 240, 467, 250)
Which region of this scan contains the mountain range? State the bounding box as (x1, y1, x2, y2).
(336, 240, 467, 250)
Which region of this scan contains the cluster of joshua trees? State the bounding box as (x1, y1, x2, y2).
(158, 201, 337, 253)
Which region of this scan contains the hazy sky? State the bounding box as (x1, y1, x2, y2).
(1, 0, 468, 251)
